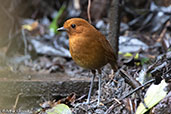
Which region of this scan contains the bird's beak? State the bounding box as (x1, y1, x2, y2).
(57, 27, 67, 31)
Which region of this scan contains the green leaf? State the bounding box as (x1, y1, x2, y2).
(46, 104, 72, 114)
(141, 58, 150, 65)
(49, 5, 65, 34)
(136, 80, 168, 114)
(123, 52, 133, 58)
(134, 53, 139, 59)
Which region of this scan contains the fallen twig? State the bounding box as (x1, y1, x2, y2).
(120, 68, 141, 89)
(120, 68, 148, 108)
(121, 79, 155, 99)
(105, 79, 155, 114)
(13, 93, 23, 111)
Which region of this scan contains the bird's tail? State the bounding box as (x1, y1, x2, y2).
(110, 60, 118, 72)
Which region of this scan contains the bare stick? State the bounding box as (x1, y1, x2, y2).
(105, 79, 155, 114)
(87, 0, 92, 24)
(121, 79, 155, 99)
(13, 93, 23, 111)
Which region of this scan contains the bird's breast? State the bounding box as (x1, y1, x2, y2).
(69, 36, 107, 69)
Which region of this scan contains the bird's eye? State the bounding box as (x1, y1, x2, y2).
(71, 24, 76, 28)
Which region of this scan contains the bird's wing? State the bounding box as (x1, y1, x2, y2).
(97, 33, 118, 70)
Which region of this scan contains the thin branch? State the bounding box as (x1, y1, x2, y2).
(105, 79, 155, 114)
(121, 79, 155, 99)
(87, 0, 92, 24)
(120, 68, 148, 108)
(13, 93, 23, 111)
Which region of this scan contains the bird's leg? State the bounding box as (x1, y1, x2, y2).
(86, 70, 96, 104)
(97, 69, 102, 105)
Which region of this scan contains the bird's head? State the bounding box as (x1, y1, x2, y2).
(57, 18, 95, 37)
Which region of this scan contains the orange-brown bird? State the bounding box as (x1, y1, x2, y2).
(57, 18, 117, 105)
